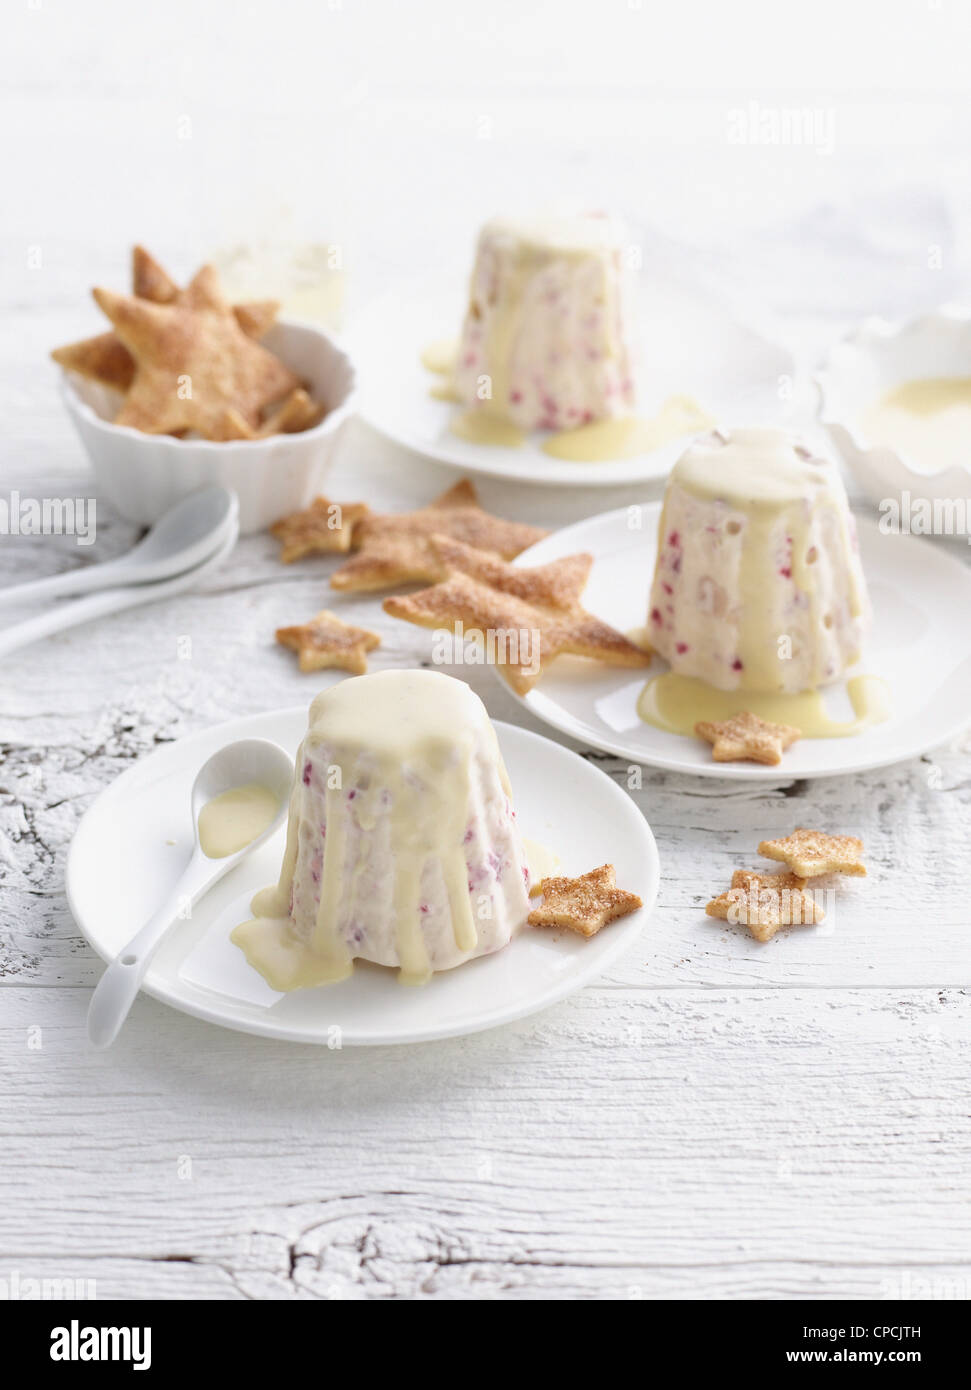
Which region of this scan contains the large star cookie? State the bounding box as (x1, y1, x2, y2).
(275, 609, 380, 674)
(92, 265, 300, 439)
(528, 864, 642, 938)
(329, 480, 547, 592)
(384, 535, 651, 693)
(705, 868, 825, 943)
(52, 246, 278, 391)
(758, 827, 866, 878)
(695, 710, 801, 765)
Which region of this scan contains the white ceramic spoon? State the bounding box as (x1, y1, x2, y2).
(86, 737, 294, 1049)
(0, 510, 238, 657)
(0, 484, 237, 606)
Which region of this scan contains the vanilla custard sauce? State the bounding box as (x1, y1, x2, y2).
(636, 672, 890, 739)
(198, 783, 279, 859)
(863, 377, 971, 474)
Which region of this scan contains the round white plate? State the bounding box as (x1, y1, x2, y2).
(506, 506, 971, 779)
(67, 704, 659, 1045)
(346, 278, 795, 486)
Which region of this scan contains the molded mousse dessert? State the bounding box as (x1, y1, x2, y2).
(648, 429, 870, 693)
(232, 669, 531, 988)
(453, 213, 636, 432)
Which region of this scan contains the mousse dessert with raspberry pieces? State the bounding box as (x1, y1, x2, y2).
(647, 428, 870, 693)
(453, 213, 636, 432)
(232, 670, 531, 988)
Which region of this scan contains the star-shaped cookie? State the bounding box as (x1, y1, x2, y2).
(528, 864, 642, 938)
(51, 330, 139, 392)
(705, 868, 825, 942)
(270, 495, 369, 562)
(758, 827, 866, 878)
(329, 480, 548, 592)
(132, 243, 181, 303)
(695, 710, 801, 765)
(383, 535, 651, 693)
(275, 610, 380, 674)
(92, 265, 300, 438)
(256, 388, 325, 439)
(52, 246, 279, 391)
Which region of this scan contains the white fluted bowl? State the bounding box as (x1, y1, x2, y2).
(816, 306, 971, 513)
(58, 320, 357, 535)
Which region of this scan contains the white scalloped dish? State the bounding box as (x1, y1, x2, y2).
(59, 320, 357, 536)
(816, 307, 971, 519)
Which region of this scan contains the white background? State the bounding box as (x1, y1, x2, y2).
(1, 0, 970, 1301)
(6, 0, 971, 322)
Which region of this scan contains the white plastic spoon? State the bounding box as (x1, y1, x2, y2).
(0, 484, 237, 606)
(0, 508, 238, 657)
(86, 737, 294, 1049)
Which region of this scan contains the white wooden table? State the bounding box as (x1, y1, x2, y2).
(3, 336, 970, 1298)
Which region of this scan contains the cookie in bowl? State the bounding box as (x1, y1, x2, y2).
(53, 247, 356, 533)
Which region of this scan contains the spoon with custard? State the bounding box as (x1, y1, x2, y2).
(86, 738, 293, 1048)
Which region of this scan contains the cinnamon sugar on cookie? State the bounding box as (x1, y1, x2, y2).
(257, 388, 326, 438)
(53, 250, 325, 440)
(91, 267, 301, 439)
(706, 869, 825, 943)
(708, 828, 865, 942)
(52, 246, 280, 394)
(270, 496, 369, 562)
(384, 535, 650, 693)
(695, 710, 801, 765)
(527, 864, 642, 939)
(275, 610, 380, 674)
(758, 827, 866, 878)
(330, 480, 547, 593)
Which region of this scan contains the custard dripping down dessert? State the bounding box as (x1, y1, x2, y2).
(453, 214, 636, 433)
(648, 428, 870, 694)
(232, 670, 531, 989)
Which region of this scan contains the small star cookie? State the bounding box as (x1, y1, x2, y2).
(270, 496, 369, 562)
(758, 827, 866, 878)
(706, 868, 825, 943)
(275, 610, 380, 674)
(528, 864, 642, 939)
(695, 710, 801, 765)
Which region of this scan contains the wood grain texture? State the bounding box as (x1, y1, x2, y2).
(2, 986, 969, 1300)
(3, 424, 969, 992)
(1, 299, 969, 1300)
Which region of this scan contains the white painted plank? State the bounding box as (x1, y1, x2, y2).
(1, 987, 968, 1299)
(2, 209, 970, 1302)
(2, 439, 968, 991)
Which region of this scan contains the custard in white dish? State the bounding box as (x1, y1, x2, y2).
(648, 429, 870, 693)
(862, 377, 971, 477)
(232, 670, 531, 988)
